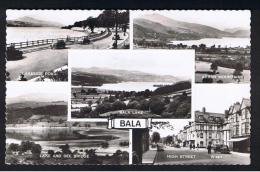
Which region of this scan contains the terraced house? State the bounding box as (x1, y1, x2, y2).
(223, 98, 251, 153)
(181, 107, 224, 148)
(177, 98, 251, 153)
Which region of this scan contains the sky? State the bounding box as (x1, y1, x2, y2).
(150, 119, 191, 137)
(194, 84, 250, 114)
(133, 10, 251, 30)
(6, 82, 68, 102)
(69, 50, 194, 78)
(6, 10, 103, 26)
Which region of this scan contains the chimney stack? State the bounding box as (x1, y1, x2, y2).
(202, 107, 206, 113)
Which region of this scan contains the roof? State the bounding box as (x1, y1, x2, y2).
(241, 98, 251, 108)
(195, 111, 225, 124)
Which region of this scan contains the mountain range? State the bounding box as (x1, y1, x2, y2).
(134, 13, 250, 41)
(7, 16, 63, 27)
(72, 67, 180, 86)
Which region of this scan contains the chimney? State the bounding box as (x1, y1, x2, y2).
(202, 107, 206, 113)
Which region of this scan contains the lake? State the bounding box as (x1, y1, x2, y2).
(6, 126, 129, 155)
(170, 37, 250, 48)
(7, 27, 87, 44)
(73, 82, 174, 92)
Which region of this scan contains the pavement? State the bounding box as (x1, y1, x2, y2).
(142, 149, 157, 164)
(142, 146, 250, 165)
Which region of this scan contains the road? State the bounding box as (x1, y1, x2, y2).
(69, 31, 129, 49)
(153, 147, 250, 165)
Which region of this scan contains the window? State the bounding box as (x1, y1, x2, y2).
(200, 133, 203, 138)
(200, 125, 204, 130)
(199, 115, 204, 121)
(209, 132, 212, 139)
(245, 109, 250, 119)
(236, 125, 239, 136)
(245, 122, 250, 134)
(200, 141, 204, 147)
(209, 125, 213, 130)
(236, 114, 239, 122)
(241, 123, 245, 134)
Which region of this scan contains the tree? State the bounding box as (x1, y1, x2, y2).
(31, 144, 42, 159)
(7, 143, 20, 153)
(151, 132, 161, 144)
(59, 144, 72, 154)
(139, 99, 150, 111)
(175, 101, 191, 118)
(47, 150, 55, 158)
(82, 17, 98, 33)
(19, 141, 34, 153)
(80, 106, 92, 114)
(210, 61, 218, 74)
(101, 142, 109, 149)
(126, 100, 140, 109)
(95, 102, 112, 114)
(233, 62, 244, 83)
(165, 135, 173, 144)
(149, 97, 165, 115)
(112, 101, 127, 110)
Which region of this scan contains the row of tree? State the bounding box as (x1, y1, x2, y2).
(62, 10, 129, 33)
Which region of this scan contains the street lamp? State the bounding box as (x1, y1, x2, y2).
(113, 10, 118, 49)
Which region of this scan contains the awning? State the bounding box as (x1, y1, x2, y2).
(228, 137, 249, 142)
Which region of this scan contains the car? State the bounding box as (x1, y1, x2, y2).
(213, 144, 230, 154)
(51, 40, 66, 49)
(77, 37, 91, 45)
(6, 45, 23, 60)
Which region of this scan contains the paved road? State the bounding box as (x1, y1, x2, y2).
(154, 147, 250, 165)
(69, 31, 128, 49)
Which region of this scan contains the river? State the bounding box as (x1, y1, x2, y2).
(7, 27, 87, 43)
(170, 37, 250, 48)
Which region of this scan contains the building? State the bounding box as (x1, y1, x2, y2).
(177, 98, 251, 153)
(223, 98, 251, 153)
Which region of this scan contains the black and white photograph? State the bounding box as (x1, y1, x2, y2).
(69, 50, 193, 119)
(133, 10, 250, 83)
(6, 10, 129, 81)
(5, 82, 129, 165)
(132, 84, 250, 165)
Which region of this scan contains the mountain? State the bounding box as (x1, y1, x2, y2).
(134, 13, 247, 41)
(7, 16, 63, 27)
(6, 101, 67, 124)
(224, 27, 250, 37)
(72, 67, 180, 86)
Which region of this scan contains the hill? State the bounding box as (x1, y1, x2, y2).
(6, 102, 67, 124)
(72, 67, 180, 86)
(7, 16, 63, 27)
(134, 13, 249, 41)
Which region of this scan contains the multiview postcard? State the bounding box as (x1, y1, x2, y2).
(3, 9, 253, 167)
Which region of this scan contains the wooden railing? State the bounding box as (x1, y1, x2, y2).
(6, 29, 109, 49)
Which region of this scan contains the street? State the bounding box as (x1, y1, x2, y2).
(152, 147, 250, 165)
(69, 31, 129, 49)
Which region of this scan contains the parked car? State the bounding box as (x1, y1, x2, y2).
(6, 45, 23, 61)
(213, 144, 230, 154)
(51, 40, 66, 49)
(78, 37, 91, 44)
